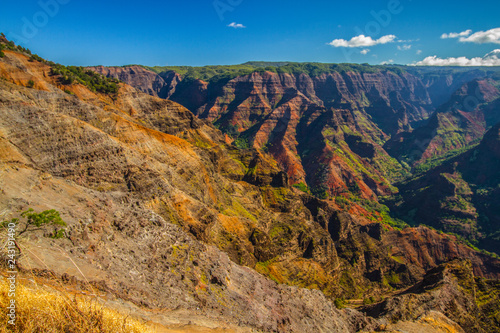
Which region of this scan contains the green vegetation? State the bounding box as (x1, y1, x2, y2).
(1, 39, 21, 52)
(222, 199, 257, 222)
(269, 223, 292, 240)
(255, 259, 281, 284)
(261, 187, 291, 210)
(340, 194, 410, 230)
(0, 35, 32, 56)
(27, 80, 35, 88)
(292, 182, 310, 194)
(28, 54, 44, 62)
(272, 62, 405, 76)
(411, 143, 479, 176)
(334, 297, 347, 309)
(0, 36, 119, 95)
(406, 65, 500, 78)
(363, 296, 377, 305)
(233, 137, 250, 149)
(441, 195, 472, 211)
(142, 62, 407, 84)
(310, 164, 330, 199)
(385, 271, 401, 285)
(145, 64, 258, 84)
(242, 61, 292, 68)
(50, 64, 120, 94)
(2, 208, 66, 239)
(475, 278, 500, 328)
(445, 232, 499, 259)
(334, 196, 351, 210)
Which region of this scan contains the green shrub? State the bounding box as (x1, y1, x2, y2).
(29, 54, 44, 62)
(363, 296, 376, 305)
(50, 64, 119, 94)
(2, 208, 67, 238)
(334, 297, 346, 309)
(234, 137, 250, 149)
(1, 36, 117, 94)
(292, 182, 310, 193)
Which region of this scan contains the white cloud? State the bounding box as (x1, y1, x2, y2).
(228, 22, 246, 29)
(441, 30, 472, 39)
(413, 49, 500, 66)
(398, 39, 419, 43)
(397, 44, 412, 51)
(416, 50, 422, 55)
(381, 59, 394, 65)
(360, 49, 370, 55)
(459, 28, 500, 44)
(328, 34, 396, 48)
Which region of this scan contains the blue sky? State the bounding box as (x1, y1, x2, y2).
(1, 0, 499, 66)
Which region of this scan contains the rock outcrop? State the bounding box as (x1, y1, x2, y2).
(87, 65, 181, 99)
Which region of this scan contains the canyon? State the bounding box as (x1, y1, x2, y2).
(0, 38, 499, 332)
(91, 63, 500, 245)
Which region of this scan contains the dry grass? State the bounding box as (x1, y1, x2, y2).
(0, 276, 155, 333)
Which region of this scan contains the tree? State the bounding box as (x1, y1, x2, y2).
(2, 208, 67, 238)
(61, 75, 74, 85)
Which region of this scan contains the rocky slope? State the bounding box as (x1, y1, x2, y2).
(362, 259, 500, 333)
(2, 45, 500, 332)
(1, 48, 368, 332)
(385, 79, 500, 164)
(406, 66, 500, 108)
(88, 65, 181, 99)
(389, 122, 500, 255)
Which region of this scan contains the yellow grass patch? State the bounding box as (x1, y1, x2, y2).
(217, 214, 248, 238)
(0, 277, 154, 333)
